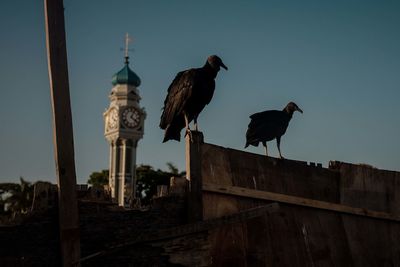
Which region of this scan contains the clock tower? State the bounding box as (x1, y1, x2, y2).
(104, 34, 146, 207)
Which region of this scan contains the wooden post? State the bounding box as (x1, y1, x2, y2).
(44, 0, 81, 266)
(185, 131, 204, 222)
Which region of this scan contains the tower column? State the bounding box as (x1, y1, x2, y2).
(108, 139, 116, 198)
(116, 139, 123, 205)
(114, 139, 122, 201)
(131, 145, 137, 200)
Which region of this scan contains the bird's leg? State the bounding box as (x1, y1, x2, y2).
(262, 141, 268, 157)
(194, 117, 199, 131)
(277, 137, 284, 159)
(183, 113, 193, 141)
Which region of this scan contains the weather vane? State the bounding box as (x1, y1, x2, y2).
(123, 33, 134, 64)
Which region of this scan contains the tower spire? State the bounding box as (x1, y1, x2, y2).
(124, 33, 132, 64)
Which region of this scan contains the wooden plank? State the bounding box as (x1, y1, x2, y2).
(44, 0, 80, 266)
(201, 143, 241, 222)
(226, 147, 340, 203)
(185, 131, 204, 222)
(203, 183, 400, 222)
(331, 161, 400, 266)
(331, 161, 400, 213)
(201, 142, 340, 211)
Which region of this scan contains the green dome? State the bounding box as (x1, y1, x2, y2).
(112, 61, 141, 87)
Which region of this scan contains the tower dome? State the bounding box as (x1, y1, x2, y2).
(111, 57, 141, 87)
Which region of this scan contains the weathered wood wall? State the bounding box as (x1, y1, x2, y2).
(199, 140, 400, 266)
(2, 134, 399, 266)
(331, 161, 400, 266)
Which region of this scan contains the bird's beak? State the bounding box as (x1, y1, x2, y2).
(297, 107, 303, 113)
(220, 62, 228, 70)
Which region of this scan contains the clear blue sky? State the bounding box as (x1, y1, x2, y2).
(1, 1, 399, 184)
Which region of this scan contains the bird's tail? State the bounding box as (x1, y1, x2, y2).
(162, 124, 182, 143)
(244, 140, 259, 148)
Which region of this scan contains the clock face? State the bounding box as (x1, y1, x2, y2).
(107, 108, 118, 130)
(122, 107, 140, 128)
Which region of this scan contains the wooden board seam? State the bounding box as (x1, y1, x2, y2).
(202, 182, 400, 222)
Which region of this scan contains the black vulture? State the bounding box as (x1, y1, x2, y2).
(245, 102, 303, 158)
(160, 55, 228, 142)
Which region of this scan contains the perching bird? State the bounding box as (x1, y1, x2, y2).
(245, 102, 303, 158)
(160, 55, 228, 142)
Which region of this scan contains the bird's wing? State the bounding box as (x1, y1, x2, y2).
(246, 110, 290, 142)
(159, 69, 196, 129)
(202, 78, 216, 105)
(249, 110, 287, 125)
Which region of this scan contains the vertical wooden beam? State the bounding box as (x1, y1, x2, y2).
(44, 0, 81, 266)
(185, 131, 204, 222)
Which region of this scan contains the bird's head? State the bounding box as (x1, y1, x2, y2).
(207, 55, 228, 71)
(285, 102, 303, 115)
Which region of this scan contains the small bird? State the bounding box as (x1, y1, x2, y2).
(160, 55, 228, 142)
(245, 102, 303, 158)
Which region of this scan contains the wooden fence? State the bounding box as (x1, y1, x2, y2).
(186, 131, 400, 267)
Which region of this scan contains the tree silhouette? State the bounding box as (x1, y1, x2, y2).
(87, 163, 185, 205)
(0, 177, 34, 218)
(136, 162, 185, 205)
(87, 169, 109, 187)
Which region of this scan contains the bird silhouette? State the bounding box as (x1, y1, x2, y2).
(160, 55, 228, 142)
(245, 102, 303, 158)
